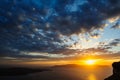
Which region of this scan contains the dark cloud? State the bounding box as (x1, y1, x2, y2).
(109, 39, 120, 46)
(50, 47, 109, 56)
(90, 33, 100, 39)
(0, 47, 50, 59)
(0, 0, 120, 58)
(112, 21, 120, 28)
(98, 38, 120, 51)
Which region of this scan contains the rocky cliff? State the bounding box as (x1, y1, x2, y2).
(104, 61, 120, 80)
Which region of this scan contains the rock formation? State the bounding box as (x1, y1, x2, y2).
(104, 61, 120, 80)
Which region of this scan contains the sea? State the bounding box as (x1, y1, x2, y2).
(0, 65, 112, 80)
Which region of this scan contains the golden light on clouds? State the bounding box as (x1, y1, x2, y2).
(108, 16, 119, 23)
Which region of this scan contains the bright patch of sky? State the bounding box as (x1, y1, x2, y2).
(60, 18, 120, 52)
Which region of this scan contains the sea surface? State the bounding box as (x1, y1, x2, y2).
(0, 66, 112, 80)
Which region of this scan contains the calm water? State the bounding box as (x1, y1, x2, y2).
(0, 66, 112, 80)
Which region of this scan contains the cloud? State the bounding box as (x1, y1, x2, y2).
(90, 33, 101, 39)
(97, 38, 120, 52)
(112, 21, 120, 28)
(109, 39, 120, 46)
(0, 0, 120, 58)
(50, 47, 110, 56)
(93, 52, 120, 60)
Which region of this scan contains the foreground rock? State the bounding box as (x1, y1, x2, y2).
(104, 61, 120, 80)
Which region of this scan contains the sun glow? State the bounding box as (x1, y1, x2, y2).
(85, 60, 96, 65)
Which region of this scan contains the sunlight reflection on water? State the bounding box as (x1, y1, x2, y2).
(88, 74, 97, 80)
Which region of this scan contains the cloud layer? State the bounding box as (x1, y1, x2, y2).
(0, 0, 120, 59)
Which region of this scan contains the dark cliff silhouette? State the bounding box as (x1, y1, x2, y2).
(104, 61, 120, 80)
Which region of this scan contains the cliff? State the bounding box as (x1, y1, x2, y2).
(104, 61, 120, 80)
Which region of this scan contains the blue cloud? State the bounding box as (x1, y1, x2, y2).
(0, 0, 120, 58)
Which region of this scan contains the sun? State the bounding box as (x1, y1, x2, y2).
(85, 60, 96, 65)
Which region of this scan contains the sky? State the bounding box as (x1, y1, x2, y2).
(0, 0, 120, 66)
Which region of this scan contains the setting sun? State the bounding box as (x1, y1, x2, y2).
(85, 60, 96, 65)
